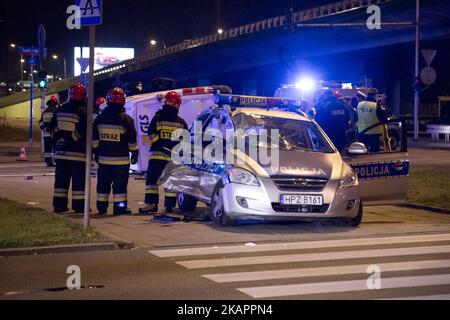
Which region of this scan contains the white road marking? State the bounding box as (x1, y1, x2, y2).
(176, 245, 450, 269)
(203, 259, 450, 283)
(380, 294, 450, 300)
(150, 233, 450, 258)
(238, 274, 450, 298)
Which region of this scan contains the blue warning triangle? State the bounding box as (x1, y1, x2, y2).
(77, 58, 90, 72)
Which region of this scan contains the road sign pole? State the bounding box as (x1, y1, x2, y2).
(29, 64, 34, 150)
(413, 0, 420, 141)
(83, 25, 96, 229)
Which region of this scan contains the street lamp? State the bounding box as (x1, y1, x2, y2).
(150, 39, 166, 49)
(52, 54, 67, 79)
(217, 28, 224, 34)
(10, 43, 16, 48)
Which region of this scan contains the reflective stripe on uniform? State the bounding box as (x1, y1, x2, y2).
(44, 153, 53, 157)
(54, 151, 86, 162)
(98, 156, 130, 166)
(149, 152, 171, 161)
(113, 194, 127, 202)
(165, 189, 177, 198)
(128, 143, 139, 151)
(149, 134, 159, 144)
(98, 124, 127, 133)
(146, 185, 158, 194)
(54, 188, 69, 198)
(93, 140, 100, 149)
(97, 193, 110, 202)
(72, 191, 85, 200)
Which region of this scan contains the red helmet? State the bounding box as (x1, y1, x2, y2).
(69, 83, 87, 102)
(96, 97, 106, 106)
(106, 87, 126, 105)
(50, 95, 59, 104)
(165, 91, 182, 107)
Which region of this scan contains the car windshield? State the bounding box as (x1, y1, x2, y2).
(233, 113, 335, 153)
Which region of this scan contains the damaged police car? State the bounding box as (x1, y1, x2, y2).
(161, 94, 409, 226)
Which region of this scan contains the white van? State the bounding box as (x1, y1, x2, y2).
(124, 86, 227, 172)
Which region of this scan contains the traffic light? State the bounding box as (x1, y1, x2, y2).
(38, 70, 48, 90)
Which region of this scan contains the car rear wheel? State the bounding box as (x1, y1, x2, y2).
(178, 193, 198, 213)
(209, 181, 236, 226)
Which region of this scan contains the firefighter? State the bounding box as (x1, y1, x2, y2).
(139, 91, 188, 215)
(315, 90, 352, 152)
(39, 95, 59, 167)
(93, 87, 139, 215)
(357, 88, 389, 153)
(50, 83, 87, 214)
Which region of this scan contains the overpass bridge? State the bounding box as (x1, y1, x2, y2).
(1, 0, 449, 111)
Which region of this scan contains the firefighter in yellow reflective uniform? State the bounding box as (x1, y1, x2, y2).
(357, 88, 389, 153)
(93, 88, 139, 215)
(139, 91, 188, 215)
(39, 95, 59, 167)
(49, 83, 87, 214)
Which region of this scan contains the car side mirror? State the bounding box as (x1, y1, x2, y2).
(348, 142, 368, 155)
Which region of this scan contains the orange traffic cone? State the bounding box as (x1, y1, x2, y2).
(17, 144, 28, 162)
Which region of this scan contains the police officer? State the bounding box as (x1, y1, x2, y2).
(357, 88, 389, 153)
(93, 88, 139, 215)
(50, 83, 87, 214)
(139, 91, 188, 215)
(39, 95, 59, 167)
(315, 90, 352, 152)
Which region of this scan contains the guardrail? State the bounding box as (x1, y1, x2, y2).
(0, 0, 394, 109)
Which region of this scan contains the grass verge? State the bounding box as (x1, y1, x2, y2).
(0, 198, 110, 249)
(407, 164, 450, 210)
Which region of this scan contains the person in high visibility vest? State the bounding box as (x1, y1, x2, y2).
(357, 88, 389, 153)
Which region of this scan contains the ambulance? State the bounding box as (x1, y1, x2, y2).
(124, 86, 230, 172)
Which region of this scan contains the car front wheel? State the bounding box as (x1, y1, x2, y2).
(209, 181, 236, 226)
(178, 193, 198, 213)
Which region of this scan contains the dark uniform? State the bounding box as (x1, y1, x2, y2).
(50, 83, 87, 213)
(315, 91, 352, 152)
(39, 96, 59, 167)
(140, 91, 188, 214)
(93, 88, 139, 215)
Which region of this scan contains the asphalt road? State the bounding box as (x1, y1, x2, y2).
(1, 232, 450, 300)
(0, 147, 449, 300)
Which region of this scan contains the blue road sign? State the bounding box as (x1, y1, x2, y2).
(28, 56, 37, 65)
(18, 46, 39, 56)
(75, 0, 102, 26)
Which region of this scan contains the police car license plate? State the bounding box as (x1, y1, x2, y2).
(280, 195, 323, 206)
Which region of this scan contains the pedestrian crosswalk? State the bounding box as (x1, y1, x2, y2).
(149, 233, 450, 299)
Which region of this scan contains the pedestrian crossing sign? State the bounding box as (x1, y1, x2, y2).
(75, 0, 102, 26)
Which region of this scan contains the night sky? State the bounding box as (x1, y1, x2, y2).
(1, 0, 337, 83)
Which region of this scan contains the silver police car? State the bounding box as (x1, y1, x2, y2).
(162, 94, 409, 226)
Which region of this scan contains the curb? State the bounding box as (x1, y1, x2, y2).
(0, 242, 127, 258)
(399, 203, 450, 214)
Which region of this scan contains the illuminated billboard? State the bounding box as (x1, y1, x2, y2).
(73, 47, 135, 76)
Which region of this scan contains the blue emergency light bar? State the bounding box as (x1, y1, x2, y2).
(215, 94, 301, 109)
